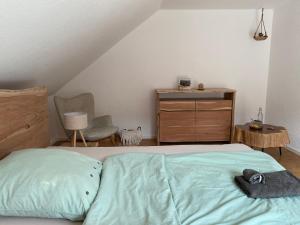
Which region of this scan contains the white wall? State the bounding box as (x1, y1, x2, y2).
(53, 10, 273, 140)
(266, 0, 300, 152)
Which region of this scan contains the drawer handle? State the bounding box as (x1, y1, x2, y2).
(168, 126, 194, 128)
(198, 102, 217, 104)
(160, 109, 194, 112)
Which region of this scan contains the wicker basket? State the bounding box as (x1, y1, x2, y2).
(119, 127, 143, 146)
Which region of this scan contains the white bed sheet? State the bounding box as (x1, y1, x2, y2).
(0, 144, 252, 225)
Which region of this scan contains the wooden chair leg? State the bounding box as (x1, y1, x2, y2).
(279, 147, 282, 156)
(110, 134, 116, 146)
(72, 130, 77, 147)
(79, 130, 88, 147)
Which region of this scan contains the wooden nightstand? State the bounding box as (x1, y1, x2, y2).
(234, 124, 290, 156)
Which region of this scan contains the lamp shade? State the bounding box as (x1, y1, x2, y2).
(63, 112, 88, 130)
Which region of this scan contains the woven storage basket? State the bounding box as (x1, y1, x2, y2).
(119, 127, 142, 146)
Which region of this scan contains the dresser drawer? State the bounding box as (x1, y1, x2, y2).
(196, 111, 232, 126)
(160, 100, 195, 111)
(196, 100, 232, 111)
(160, 111, 195, 127)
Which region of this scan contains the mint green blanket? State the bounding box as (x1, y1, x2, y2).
(84, 151, 300, 225)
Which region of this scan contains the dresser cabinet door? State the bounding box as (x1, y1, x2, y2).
(196, 111, 232, 141)
(159, 111, 196, 142)
(196, 124, 231, 141)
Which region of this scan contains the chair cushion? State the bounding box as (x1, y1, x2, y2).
(83, 126, 118, 141)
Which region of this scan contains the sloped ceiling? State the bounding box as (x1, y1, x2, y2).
(0, 0, 162, 94)
(0, 0, 290, 94)
(162, 0, 291, 9)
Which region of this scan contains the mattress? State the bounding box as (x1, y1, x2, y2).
(0, 144, 252, 225)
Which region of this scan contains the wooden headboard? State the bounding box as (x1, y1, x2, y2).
(0, 87, 49, 159)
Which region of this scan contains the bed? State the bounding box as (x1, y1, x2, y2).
(1, 144, 300, 225)
(1, 88, 299, 225)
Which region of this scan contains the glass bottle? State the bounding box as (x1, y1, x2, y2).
(257, 107, 264, 123)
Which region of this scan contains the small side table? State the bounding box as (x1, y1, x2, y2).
(234, 124, 290, 155)
(64, 112, 88, 147)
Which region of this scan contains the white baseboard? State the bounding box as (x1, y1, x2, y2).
(50, 135, 155, 146)
(286, 146, 300, 156)
(143, 135, 155, 139)
(49, 138, 57, 145)
(50, 137, 66, 145)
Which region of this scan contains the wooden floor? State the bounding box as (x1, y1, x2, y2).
(263, 148, 300, 177)
(56, 139, 300, 177)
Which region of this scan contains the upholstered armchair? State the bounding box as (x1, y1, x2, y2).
(54, 93, 118, 146)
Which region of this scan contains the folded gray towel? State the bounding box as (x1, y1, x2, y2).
(235, 170, 300, 199)
(243, 169, 265, 184)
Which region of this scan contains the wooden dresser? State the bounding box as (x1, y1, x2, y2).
(156, 88, 236, 145)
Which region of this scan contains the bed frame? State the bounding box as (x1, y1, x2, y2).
(0, 87, 49, 159)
